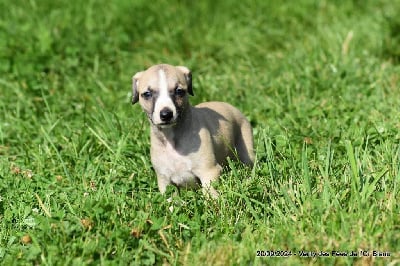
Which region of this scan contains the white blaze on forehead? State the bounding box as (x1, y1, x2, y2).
(152, 69, 177, 124)
(158, 69, 168, 96)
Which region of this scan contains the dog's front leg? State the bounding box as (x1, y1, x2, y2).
(195, 165, 222, 199)
(156, 174, 170, 194)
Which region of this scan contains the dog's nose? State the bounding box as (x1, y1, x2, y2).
(160, 108, 173, 122)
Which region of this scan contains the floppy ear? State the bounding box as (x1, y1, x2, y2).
(131, 71, 143, 104)
(176, 66, 193, 96)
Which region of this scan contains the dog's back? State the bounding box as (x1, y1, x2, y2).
(193, 101, 255, 166)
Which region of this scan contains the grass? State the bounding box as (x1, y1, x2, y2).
(0, 0, 399, 265)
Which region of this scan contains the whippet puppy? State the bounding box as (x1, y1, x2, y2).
(132, 64, 254, 198)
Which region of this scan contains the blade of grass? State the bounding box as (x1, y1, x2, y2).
(345, 140, 361, 207)
(40, 125, 70, 178)
(86, 125, 115, 154)
(301, 142, 311, 197)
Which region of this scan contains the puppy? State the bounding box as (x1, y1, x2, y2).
(132, 64, 254, 197)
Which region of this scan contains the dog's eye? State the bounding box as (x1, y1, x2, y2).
(174, 87, 185, 97)
(141, 91, 152, 99)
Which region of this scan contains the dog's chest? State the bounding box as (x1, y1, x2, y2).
(151, 141, 198, 187)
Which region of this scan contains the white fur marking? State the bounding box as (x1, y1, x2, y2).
(153, 69, 176, 125)
(158, 69, 168, 98)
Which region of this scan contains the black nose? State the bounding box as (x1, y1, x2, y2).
(160, 108, 173, 122)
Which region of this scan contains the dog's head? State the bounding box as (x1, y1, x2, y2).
(132, 64, 193, 128)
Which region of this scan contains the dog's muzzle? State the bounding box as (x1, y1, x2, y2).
(150, 107, 177, 128)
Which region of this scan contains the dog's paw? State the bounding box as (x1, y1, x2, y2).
(202, 187, 219, 200)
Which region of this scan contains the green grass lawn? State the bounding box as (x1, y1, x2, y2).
(1, 0, 399, 265)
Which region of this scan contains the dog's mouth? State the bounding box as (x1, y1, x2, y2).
(156, 121, 177, 128)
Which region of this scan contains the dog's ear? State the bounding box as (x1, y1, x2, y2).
(176, 66, 193, 96)
(132, 71, 143, 104)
